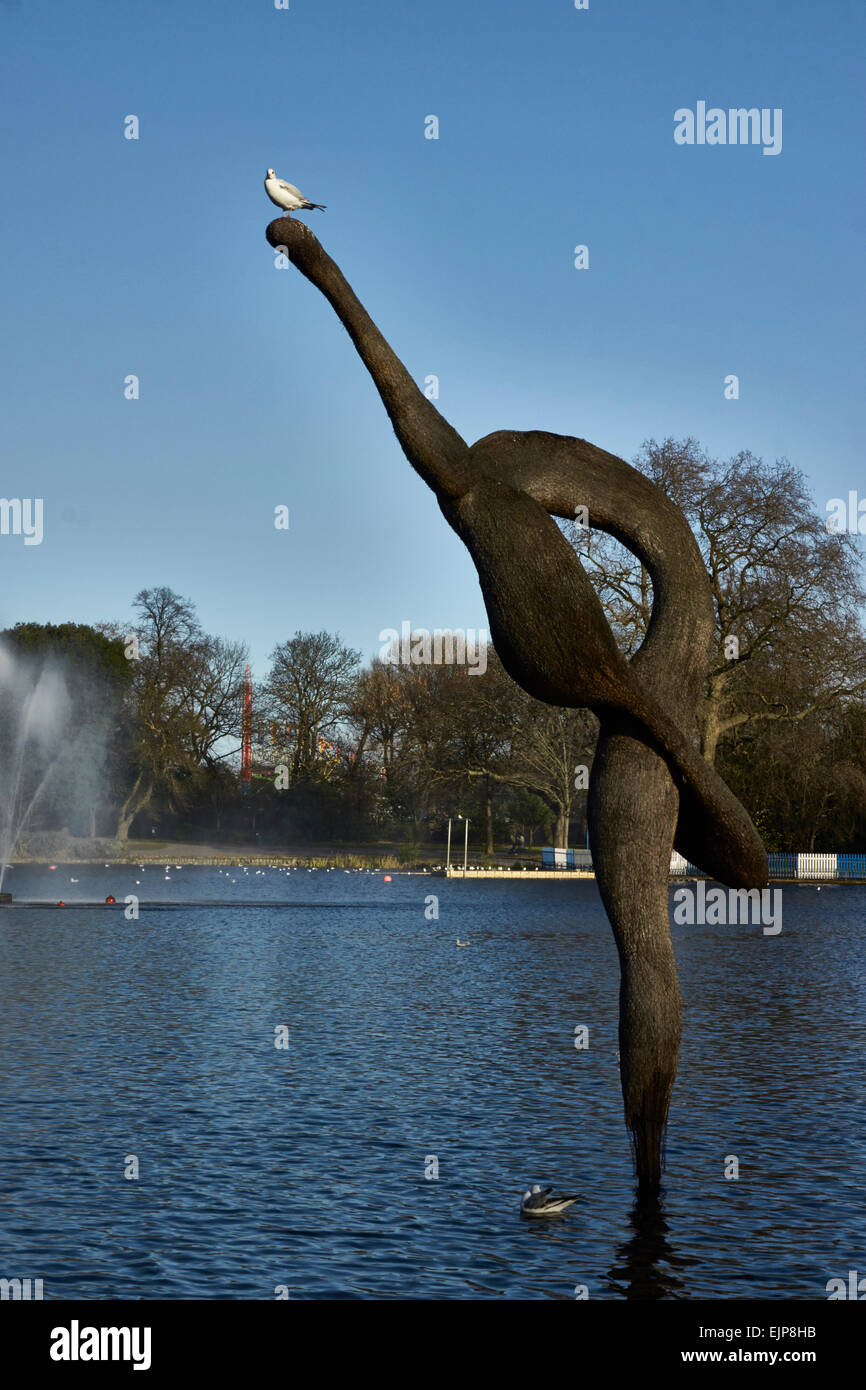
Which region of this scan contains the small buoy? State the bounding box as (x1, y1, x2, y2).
(49, 865, 57, 871)
(383, 875, 392, 882)
(105, 895, 116, 904)
(57, 900, 65, 907)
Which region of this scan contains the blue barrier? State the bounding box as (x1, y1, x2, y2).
(670, 850, 866, 880)
(541, 848, 593, 870)
(768, 852, 798, 879)
(545, 848, 866, 879)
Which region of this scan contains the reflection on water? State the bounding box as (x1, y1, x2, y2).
(607, 1196, 700, 1299)
(0, 865, 863, 1299)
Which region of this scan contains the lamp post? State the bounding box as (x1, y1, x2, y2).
(446, 815, 470, 875)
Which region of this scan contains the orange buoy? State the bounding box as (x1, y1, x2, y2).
(105, 895, 116, 904)
(57, 900, 65, 906)
(49, 864, 57, 870)
(383, 875, 392, 882)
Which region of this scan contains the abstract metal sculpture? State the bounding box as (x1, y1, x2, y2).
(266, 217, 768, 1194)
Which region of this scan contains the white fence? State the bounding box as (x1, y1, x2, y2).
(796, 853, 838, 879)
(670, 851, 866, 880)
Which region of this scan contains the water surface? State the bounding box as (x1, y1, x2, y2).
(0, 864, 863, 1299)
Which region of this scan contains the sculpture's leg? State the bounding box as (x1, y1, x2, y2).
(589, 727, 682, 1196)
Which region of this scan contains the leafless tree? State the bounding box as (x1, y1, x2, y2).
(265, 631, 360, 782)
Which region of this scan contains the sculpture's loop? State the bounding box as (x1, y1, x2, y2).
(441, 474, 767, 890)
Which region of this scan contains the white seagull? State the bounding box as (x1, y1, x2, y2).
(265, 168, 326, 216)
(520, 1184, 579, 1218)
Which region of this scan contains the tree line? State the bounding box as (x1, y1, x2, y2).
(4, 439, 866, 854)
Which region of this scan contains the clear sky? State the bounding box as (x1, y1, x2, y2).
(1, 0, 863, 680)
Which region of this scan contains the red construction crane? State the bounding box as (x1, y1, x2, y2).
(241, 663, 253, 786)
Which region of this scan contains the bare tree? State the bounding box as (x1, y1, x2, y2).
(115, 588, 247, 838)
(448, 654, 596, 849)
(265, 631, 360, 782)
(565, 438, 866, 765)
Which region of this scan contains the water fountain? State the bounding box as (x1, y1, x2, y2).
(0, 643, 72, 902)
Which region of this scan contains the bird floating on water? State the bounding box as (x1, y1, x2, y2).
(520, 1185, 578, 1218)
(456, 939, 469, 947)
(265, 168, 326, 216)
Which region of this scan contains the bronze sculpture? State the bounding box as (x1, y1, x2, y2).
(266, 216, 768, 1194)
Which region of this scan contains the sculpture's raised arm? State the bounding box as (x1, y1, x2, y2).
(267, 219, 472, 498)
(266, 214, 767, 1194)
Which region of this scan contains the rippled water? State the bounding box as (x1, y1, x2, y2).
(0, 864, 863, 1299)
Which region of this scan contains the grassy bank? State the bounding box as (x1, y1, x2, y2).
(10, 836, 544, 872)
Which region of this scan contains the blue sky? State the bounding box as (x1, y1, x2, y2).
(1, 0, 863, 679)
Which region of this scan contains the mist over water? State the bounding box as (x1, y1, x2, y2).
(0, 641, 114, 889)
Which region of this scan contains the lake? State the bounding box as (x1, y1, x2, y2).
(0, 864, 863, 1299)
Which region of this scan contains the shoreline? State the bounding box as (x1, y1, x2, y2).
(3, 857, 864, 885)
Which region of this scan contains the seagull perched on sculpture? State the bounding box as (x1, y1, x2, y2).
(264, 168, 326, 216)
